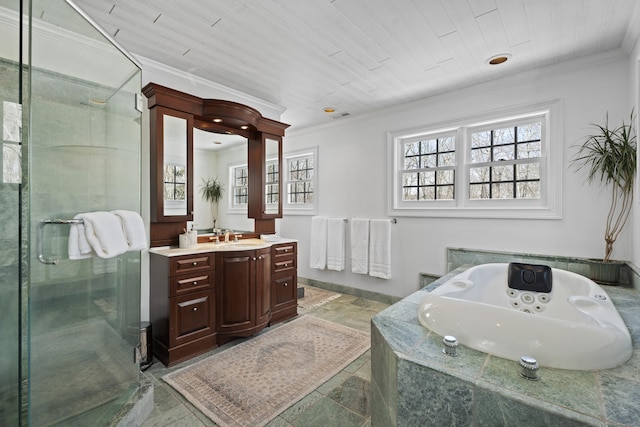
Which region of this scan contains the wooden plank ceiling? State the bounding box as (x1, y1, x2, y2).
(69, 0, 640, 130)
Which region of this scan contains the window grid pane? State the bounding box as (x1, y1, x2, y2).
(265, 162, 279, 204)
(164, 164, 186, 201)
(233, 166, 248, 206)
(402, 136, 456, 201)
(468, 122, 542, 200)
(287, 156, 314, 204)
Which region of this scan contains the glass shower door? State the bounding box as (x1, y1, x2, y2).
(27, 0, 142, 425)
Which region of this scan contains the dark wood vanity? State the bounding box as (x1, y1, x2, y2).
(143, 83, 297, 367)
(149, 240, 298, 366)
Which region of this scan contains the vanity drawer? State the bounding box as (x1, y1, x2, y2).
(273, 255, 296, 273)
(170, 254, 214, 276)
(273, 243, 296, 259)
(170, 272, 214, 296)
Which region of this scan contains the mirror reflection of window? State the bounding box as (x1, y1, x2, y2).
(264, 138, 280, 215)
(232, 164, 249, 207)
(266, 160, 279, 206)
(164, 164, 186, 201)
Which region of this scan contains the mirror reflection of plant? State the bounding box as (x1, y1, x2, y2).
(572, 111, 636, 262)
(199, 177, 224, 229)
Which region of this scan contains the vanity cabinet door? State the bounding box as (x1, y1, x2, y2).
(216, 252, 254, 333)
(272, 273, 296, 311)
(170, 289, 215, 347)
(216, 248, 272, 340)
(255, 247, 272, 327)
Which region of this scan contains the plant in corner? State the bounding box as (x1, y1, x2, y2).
(572, 111, 636, 263)
(199, 177, 224, 230)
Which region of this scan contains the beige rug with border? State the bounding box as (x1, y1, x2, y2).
(163, 315, 369, 427)
(297, 285, 341, 309)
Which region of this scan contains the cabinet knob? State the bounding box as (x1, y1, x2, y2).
(284, 263, 288, 267)
(258, 256, 262, 260)
(284, 282, 288, 287)
(193, 281, 198, 285)
(252, 257, 257, 261)
(192, 262, 197, 266)
(193, 307, 198, 311)
(284, 249, 288, 252)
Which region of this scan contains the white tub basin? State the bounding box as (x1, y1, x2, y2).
(418, 263, 632, 370)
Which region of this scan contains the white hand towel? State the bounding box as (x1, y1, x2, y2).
(369, 219, 392, 279)
(309, 216, 328, 269)
(327, 218, 346, 271)
(68, 214, 94, 259)
(112, 210, 148, 251)
(350, 218, 369, 274)
(79, 212, 129, 259)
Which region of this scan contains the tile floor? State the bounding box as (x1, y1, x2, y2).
(141, 288, 389, 427)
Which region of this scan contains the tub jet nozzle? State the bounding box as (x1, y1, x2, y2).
(519, 355, 539, 380)
(442, 335, 458, 356)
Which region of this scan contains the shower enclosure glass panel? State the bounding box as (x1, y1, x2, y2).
(0, 0, 26, 424)
(28, 0, 142, 425)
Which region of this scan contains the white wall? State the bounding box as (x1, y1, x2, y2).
(630, 33, 640, 268)
(279, 50, 633, 298)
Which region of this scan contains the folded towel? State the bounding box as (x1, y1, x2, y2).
(77, 212, 129, 259)
(327, 218, 346, 271)
(68, 214, 93, 260)
(112, 210, 147, 250)
(350, 218, 369, 274)
(310, 216, 328, 269)
(369, 219, 392, 279)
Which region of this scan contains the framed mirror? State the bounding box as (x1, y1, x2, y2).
(163, 115, 188, 216)
(149, 106, 193, 223)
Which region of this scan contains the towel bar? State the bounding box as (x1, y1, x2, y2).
(37, 218, 84, 265)
(343, 218, 397, 223)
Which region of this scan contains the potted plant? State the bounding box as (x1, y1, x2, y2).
(572, 111, 636, 282)
(199, 177, 224, 230)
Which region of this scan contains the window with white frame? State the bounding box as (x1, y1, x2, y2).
(389, 101, 562, 219)
(284, 147, 317, 214)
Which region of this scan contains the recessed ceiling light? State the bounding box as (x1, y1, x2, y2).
(324, 107, 336, 113)
(487, 54, 511, 65)
(240, 125, 249, 130)
(213, 141, 222, 145)
(213, 118, 223, 123)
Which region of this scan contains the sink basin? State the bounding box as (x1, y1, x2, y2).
(417, 263, 633, 370)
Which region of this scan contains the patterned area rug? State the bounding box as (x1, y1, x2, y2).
(297, 285, 342, 309)
(163, 316, 370, 427)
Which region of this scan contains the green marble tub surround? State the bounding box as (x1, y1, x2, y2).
(371, 250, 640, 426)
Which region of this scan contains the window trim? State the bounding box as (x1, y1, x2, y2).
(283, 146, 318, 215)
(388, 99, 563, 219)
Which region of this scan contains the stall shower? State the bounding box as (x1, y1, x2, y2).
(0, 0, 143, 424)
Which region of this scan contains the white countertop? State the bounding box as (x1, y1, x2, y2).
(149, 237, 297, 257)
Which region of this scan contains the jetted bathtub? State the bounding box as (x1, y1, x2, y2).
(417, 263, 633, 370)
